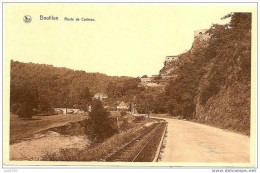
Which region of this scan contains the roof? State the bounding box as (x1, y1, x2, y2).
(118, 101, 127, 107)
(166, 55, 177, 58)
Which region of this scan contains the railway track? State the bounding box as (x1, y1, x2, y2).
(104, 121, 166, 162)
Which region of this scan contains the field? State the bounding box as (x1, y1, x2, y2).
(10, 113, 87, 144)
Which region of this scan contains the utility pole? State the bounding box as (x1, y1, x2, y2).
(146, 98, 150, 119)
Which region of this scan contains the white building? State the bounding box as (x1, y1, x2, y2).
(194, 29, 211, 41)
(93, 93, 108, 101)
(141, 77, 152, 84)
(165, 56, 179, 63)
(117, 101, 129, 111)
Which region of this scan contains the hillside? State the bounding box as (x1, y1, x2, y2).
(162, 13, 251, 135)
(10, 61, 133, 110)
(10, 61, 167, 115)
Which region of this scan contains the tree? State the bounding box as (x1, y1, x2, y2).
(10, 80, 38, 118)
(16, 102, 34, 119)
(162, 12, 251, 122)
(135, 93, 154, 115)
(11, 60, 134, 110)
(106, 78, 141, 99)
(38, 99, 52, 113)
(89, 99, 116, 142)
(78, 87, 93, 111)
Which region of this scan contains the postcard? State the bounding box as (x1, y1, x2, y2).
(2, 1, 258, 169)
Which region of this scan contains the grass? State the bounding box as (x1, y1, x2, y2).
(43, 118, 154, 161)
(10, 113, 87, 144)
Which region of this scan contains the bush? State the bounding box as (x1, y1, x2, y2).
(133, 116, 146, 123)
(16, 103, 34, 119)
(120, 110, 127, 116)
(120, 117, 130, 131)
(89, 99, 117, 142)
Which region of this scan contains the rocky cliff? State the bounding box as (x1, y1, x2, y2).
(162, 13, 251, 135)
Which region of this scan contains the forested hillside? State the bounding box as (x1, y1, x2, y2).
(10, 61, 166, 115)
(163, 13, 251, 134)
(10, 61, 133, 113)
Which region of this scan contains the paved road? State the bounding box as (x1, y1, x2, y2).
(160, 118, 250, 163)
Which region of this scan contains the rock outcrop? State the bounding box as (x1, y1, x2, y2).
(160, 13, 251, 135)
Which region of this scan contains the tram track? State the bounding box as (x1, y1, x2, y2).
(104, 121, 166, 162)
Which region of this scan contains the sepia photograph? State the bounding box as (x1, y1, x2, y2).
(1, 1, 258, 171)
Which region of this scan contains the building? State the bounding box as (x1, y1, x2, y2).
(161, 75, 174, 80)
(165, 56, 178, 63)
(140, 77, 152, 84)
(117, 101, 129, 111)
(140, 74, 175, 86)
(93, 93, 108, 101)
(164, 56, 179, 67)
(194, 29, 208, 38)
(194, 29, 211, 41)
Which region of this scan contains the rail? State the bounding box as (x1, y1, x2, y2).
(104, 122, 166, 162)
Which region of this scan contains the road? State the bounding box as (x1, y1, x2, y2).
(160, 118, 250, 163)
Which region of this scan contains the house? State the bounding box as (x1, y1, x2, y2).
(165, 56, 178, 63)
(93, 93, 108, 101)
(141, 77, 151, 84)
(117, 101, 129, 111)
(161, 75, 174, 80)
(194, 29, 211, 41)
(165, 56, 179, 64)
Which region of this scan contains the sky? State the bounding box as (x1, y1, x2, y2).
(4, 4, 256, 77)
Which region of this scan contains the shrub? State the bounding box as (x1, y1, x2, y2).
(89, 99, 117, 142)
(120, 117, 130, 131)
(133, 116, 146, 123)
(16, 103, 34, 119)
(120, 110, 127, 116)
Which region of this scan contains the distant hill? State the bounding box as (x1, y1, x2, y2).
(10, 61, 166, 115)
(10, 61, 133, 108)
